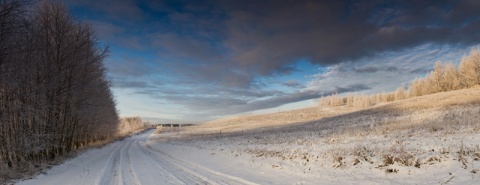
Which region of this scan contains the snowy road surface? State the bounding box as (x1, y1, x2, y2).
(18, 130, 257, 185)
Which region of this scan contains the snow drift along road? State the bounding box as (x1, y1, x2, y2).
(18, 130, 256, 185)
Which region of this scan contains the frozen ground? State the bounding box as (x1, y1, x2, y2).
(18, 88, 480, 184)
(157, 129, 480, 185)
(17, 128, 480, 185)
(17, 130, 259, 185)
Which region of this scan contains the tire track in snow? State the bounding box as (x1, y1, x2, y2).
(129, 139, 184, 184)
(97, 143, 121, 185)
(98, 139, 134, 185)
(109, 144, 123, 185)
(137, 140, 202, 184)
(123, 140, 141, 185)
(139, 139, 257, 185)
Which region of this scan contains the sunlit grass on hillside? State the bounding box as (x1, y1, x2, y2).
(319, 48, 480, 109)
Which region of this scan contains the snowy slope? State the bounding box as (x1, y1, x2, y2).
(151, 88, 480, 184)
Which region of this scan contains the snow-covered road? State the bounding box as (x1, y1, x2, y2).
(18, 130, 257, 185)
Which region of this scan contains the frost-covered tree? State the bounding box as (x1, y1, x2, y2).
(1, 0, 119, 175)
(443, 62, 461, 91)
(430, 61, 444, 93)
(459, 49, 480, 88)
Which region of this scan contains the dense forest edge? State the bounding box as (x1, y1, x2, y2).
(0, 1, 146, 182)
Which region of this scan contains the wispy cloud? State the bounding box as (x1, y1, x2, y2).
(282, 80, 302, 88)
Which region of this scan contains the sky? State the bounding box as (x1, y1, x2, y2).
(63, 0, 480, 123)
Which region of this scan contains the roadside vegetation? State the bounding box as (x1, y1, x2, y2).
(118, 117, 151, 136)
(0, 1, 145, 182)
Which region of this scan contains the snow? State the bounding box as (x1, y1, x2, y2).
(18, 130, 258, 185)
(154, 132, 480, 185)
(15, 88, 480, 185)
(18, 128, 480, 185)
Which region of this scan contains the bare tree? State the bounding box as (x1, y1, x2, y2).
(459, 49, 480, 88)
(430, 61, 444, 93)
(443, 62, 461, 91)
(1, 1, 120, 180)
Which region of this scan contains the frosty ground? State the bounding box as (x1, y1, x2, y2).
(18, 129, 480, 185)
(18, 130, 258, 185)
(18, 88, 480, 185)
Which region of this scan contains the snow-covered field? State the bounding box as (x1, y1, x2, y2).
(154, 88, 480, 184)
(17, 128, 480, 184)
(18, 88, 480, 185)
(157, 128, 480, 184)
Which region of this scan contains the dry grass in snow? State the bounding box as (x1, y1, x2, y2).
(155, 87, 480, 184)
(179, 105, 356, 135)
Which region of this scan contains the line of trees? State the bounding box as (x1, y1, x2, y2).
(409, 50, 480, 96)
(319, 49, 480, 109)
(1, 0, 119, 176)
(118, 117, 149, 135)
(319, 90, 399, 109)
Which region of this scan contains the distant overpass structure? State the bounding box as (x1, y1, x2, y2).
(156, 123, 195, 127)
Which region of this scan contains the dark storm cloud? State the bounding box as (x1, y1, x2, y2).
(64, 0, 480, 120)
(219, 0, 480, 78)
(66, 0, 480, 88)
(65, 0, 146, 21)
(229, 0, 474, 86)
